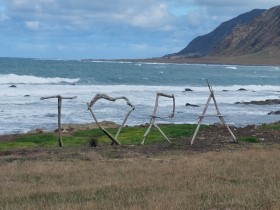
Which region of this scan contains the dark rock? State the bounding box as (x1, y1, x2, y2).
(9, 85, 17, 88)
(235, 99, 280, 105)
(24, 95, 30, 97)
(184, 88, 193, 92)
(186, 103, 199, 107)
(89, 137, 97, 147)
(238, 88, 247, 91)
(223, 90, 229, 92)
(268, 110, 280, 115)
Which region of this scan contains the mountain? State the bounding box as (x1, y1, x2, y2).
(173, 9, 265, 57)
(212, 6, 280, 56)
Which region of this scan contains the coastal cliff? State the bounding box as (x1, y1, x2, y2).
(158, 5, 280, 65)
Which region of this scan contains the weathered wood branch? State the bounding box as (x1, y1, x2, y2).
(87, 93, 135, 145)
(41, 95, 77, 100)
(89, 93, 134, 108)
(40, 95, 77, 147)
(141, 92, 175, 145)
(191, 80, 237, 145)
(87, 103, 121, 145)
(153, 92, 175, 119)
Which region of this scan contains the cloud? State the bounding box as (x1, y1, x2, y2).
(0, 13, 9, 21)
(2, 0, 175, 31)
(0, 0, 279, 58)
(25, 20, 40, 30)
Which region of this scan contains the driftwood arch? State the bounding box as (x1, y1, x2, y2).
(141, 92, 175, 145)
(190, 80, 237, 145)
(87, 93, 135, 145)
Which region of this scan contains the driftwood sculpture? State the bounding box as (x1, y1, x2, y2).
(87, 93, 135, 145)
(40, 95, 77, 147)
(190, 80, 237, 145)
(141, 92, 175, 145)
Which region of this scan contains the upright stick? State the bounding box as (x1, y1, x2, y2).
(58, 97, 62, 147)
(41, 95, 77, 147)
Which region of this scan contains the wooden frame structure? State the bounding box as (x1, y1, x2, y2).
(87, 93, 135, 145)
(190, 80, 237, 145)
(141, 92, 175, 145)
(41, 95, 77, 147)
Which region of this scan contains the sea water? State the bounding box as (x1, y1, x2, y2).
(0, 57, 279, 134)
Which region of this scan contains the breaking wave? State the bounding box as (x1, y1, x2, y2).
(0, 74, 80, 84)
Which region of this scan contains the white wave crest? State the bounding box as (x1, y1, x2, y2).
(0, 74, 80, 84)
(226, 66, 238, 70)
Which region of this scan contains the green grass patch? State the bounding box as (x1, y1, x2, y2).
(0, 134, 90, 150)
(0, 124, 207, 150)
(259, 123, 280, 130)
(239, 136, 260, 143)
(0, 142, 37, 150)
(74, 124, 206, 145)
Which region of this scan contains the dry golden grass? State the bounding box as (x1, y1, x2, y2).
(1, 147, 280, 210)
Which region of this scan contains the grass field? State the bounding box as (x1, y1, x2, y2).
(1, 123, 280, 209)
(1, 147, 280, 210)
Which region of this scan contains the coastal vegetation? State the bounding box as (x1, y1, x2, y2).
(1, 122, 280, 209)
(0, 124, 203, 150)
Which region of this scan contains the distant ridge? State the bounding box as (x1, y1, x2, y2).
(212, 5, 280, 56)
(171, 9, 265, 57)
(166, 5, 280, 60)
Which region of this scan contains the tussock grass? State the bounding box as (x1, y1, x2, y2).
(239, 136, 260, 143)
(260, 124, 280, 130)
(1, 148, 280, 209)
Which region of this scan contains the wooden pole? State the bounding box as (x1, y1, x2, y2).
(41, 95, 77, 147)
(141, 118, 154, 145)
(58, 96, 62, 147)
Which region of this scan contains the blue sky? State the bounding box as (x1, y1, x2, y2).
(0, 0, 279, 59)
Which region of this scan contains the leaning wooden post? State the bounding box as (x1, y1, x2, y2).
(41, 95, 77, 147)
(141, 92, 175, 145)
(190, 80, 237, 145)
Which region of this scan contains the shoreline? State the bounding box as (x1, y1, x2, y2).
(101, 55, 280, 66)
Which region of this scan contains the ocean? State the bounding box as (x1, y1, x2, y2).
(0, 57, 279, 134)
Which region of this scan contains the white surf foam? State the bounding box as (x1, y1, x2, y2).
(0, 74, 80, 84)
(226, 66, 238, 70)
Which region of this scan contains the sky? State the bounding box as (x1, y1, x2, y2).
(0, 0, 279, 59)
